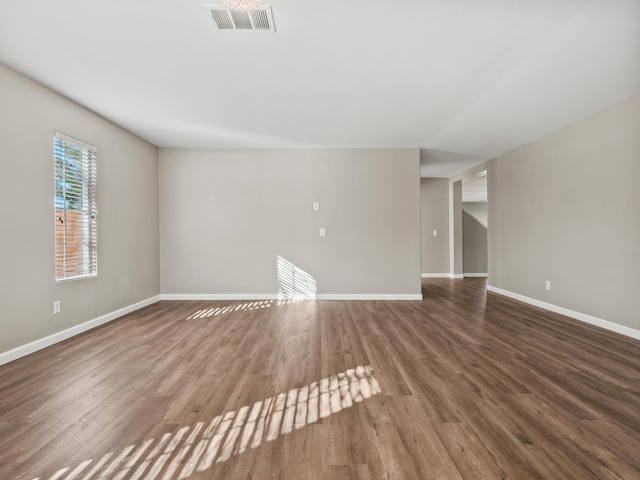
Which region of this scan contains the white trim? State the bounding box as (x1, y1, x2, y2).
(449, 182, 455, 274)
(315, 294, 423, 301)
(162, 293, 423, 301)
(161, 294, 278, 301)
(0, 295, 161, 366)
(55, 131, 97, 152)
(464, 273, 488, 278)
(55, 272, 98, 283)
(487, 285, 640, 340)
(421, 273, 465, 279)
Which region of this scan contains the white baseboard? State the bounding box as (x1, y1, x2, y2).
(0, 295, 161, 367)
(464, 273, 488, 278)
(161, 294, 277, 301)
(487, 285, 640, 340)
(163, 293, 423, 301)
(315, 294, 423, 300)
(421, 273, 464, 279)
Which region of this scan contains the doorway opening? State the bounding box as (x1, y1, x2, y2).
(461, 171, 488, 278)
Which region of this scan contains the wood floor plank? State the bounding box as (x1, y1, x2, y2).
(436, 422, 506, 479)
(280, 424, 323, 480)
(323, 464, 371, 480)
(507, 393, 640, 479)
(1, 278, 638, 479)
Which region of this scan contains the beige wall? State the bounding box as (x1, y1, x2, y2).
(488, 94, 640, 330)
(0, 63, 160, 354)
(462, 210, 488, 274)
(160, 148, 421, 297)
(420, 178, 450, 274)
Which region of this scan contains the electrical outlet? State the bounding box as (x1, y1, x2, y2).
(320, 228, 326, 237)
(313, 202, 320, 211)
(433, 229, 438, 237)
(545, 280, 551, 291)
(53, 300, 61, 314)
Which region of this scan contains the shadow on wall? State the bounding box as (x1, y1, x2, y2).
(33, 366, 381, 480)
(277, 256, 317, 300)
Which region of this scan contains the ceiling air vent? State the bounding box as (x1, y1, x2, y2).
(205, 5, 276, 33)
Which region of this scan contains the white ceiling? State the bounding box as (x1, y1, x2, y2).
(1, 0, 639, 177)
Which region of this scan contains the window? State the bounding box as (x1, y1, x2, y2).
(54, 132, 97, 281)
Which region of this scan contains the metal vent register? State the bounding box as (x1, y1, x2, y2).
(205, 5, 276, 32)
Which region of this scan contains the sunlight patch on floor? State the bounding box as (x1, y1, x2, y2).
(186, 297, 307, 320)
(34, 366, 381, 480)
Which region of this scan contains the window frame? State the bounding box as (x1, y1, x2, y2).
(54, 132, 98, 282)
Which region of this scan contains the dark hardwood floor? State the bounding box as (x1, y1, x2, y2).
(1, 279, 639, 479)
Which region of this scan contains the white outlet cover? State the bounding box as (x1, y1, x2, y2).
(313, 202, 320, 211)
(320, 228, 326, 237)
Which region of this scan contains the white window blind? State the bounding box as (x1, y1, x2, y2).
(54, 132, 97, 281)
